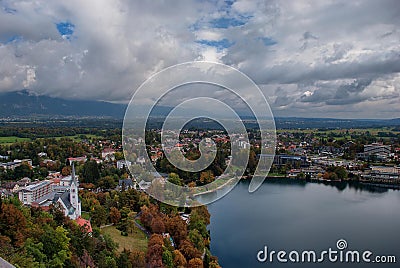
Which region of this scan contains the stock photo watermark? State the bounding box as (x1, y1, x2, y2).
(122, 61, 276, 207)
(257, 239, 397, 264)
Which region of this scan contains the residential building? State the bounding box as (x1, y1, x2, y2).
(0, 155, 9, 161)
(102, 148, 116, 161)
(67, 156, 87, 165)
(364, 143, 391, 156)
(370, 166, 400, 174)
(117, 160, 131, 169)
(0, 159, 32, 170)
(32, 164, 82, 220)
(118, 178, 135, 190)
(37, 152, 47, 158)
(18, 180, 52, 205)
(272, 154, 309, 167)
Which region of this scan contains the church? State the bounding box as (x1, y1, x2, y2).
(55, 164, 81, 220)
(31, 163, 82, 220)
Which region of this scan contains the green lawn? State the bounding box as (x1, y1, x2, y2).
(0, 136, 31, 145)
(0, 134, 102, 145)
(101, 225, 148, 253)
(81, 211, 90, 220)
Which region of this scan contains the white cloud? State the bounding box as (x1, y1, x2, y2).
(0, 0, 399, 118)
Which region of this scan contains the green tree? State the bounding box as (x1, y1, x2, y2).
(82, 161, 100, 183)
(162, 249, 174, 268)
(334, 166, 348, 179)
(188, 229, 205, 252)
(24, 238, 47, 266)
(14, 163, 33, 179)
(188, 213, 208, 239)
(91, 205, 108, 226)
(98, 175, 117, 190)
(168, 173, 183, 186)
(40, 225, 71, 266)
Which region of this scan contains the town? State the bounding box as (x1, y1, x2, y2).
(0, 124, 399, 267)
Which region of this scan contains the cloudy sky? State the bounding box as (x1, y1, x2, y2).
(0, 0, 399, 118)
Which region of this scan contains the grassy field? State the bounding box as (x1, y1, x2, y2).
(0, 136, 31, 145)
(101, 225, 148, 253)
(277, 128, 400, 140)
(0, 134, 102, 146)
(53, 134, 103, 141)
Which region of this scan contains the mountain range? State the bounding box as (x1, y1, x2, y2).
(0, 90, 126, 118)
(0, 91, 399, 129)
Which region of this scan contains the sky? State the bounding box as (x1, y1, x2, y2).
(0, 0, 399, 119)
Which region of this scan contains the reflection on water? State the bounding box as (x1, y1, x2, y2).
(206, 179, 400, 268)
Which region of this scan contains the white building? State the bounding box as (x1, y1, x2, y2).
(55, 166, 81, 220)
(102, 148, 116, 161)
(18, 180, 52, 205)
(28, 164, 82, 220)
(117, 160, 132, 169)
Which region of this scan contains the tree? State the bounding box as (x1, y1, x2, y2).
(209, 260, 221, 268)
(187, 258, 203, 268)
(166, 215, 187, 246)
(140, 205, 153, 230)
(247, 150, 257, 174)
(14, 163, 33, 179)
(82, 161, 100, 183)
(40, 225, 71, 266)
(188, 213, 208, 239)
(0, 203, 27, 247)
(61, 166, 71, 176)
(117, 249, 132, 268)
(168, 173, 182, 186)
(162, 249, 174, 268)
(179, 239, 201, 261)
(109, 207, 121, 224)
(334, 166, 348, 179)
(191, 206, 210, 225)
(296, 172, 305, 179)
(188, 229, 205, 252)
(98, 176, 117, 190)
(146, 234, 164, 268)
(49, 203, 66, 226)
(114, 152, 125, 161)
(91, 205, 108, 226)
(129, 250, 145, 267)
(151, 216, 165, 234)
(199, 170, 215, 185)
(25, 238, 47, 265)
(329, 172, 339, 181)
(173, 250, 187, 268)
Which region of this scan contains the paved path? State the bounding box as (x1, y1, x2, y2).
(134, 212, 151, 238)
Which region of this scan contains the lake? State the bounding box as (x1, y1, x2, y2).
(203, 179, 400, 267)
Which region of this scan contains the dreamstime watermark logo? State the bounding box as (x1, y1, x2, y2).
(257, 239, 397, 264)
(122, 61, 276, 207)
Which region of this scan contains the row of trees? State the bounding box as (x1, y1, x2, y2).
(0, 197, 124, 267)
(79, 186, 221, 268)
(140, 203, 220, 268)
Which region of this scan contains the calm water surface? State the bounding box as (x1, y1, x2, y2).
(202, 179, 400, 267)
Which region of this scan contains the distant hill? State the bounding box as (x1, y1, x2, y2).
(274, 117, 400, 129)
(0, 91, 399, 129)
(0, 90, 126, 118)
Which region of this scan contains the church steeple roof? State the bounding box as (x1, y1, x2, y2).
(72, 162, 76, 183)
